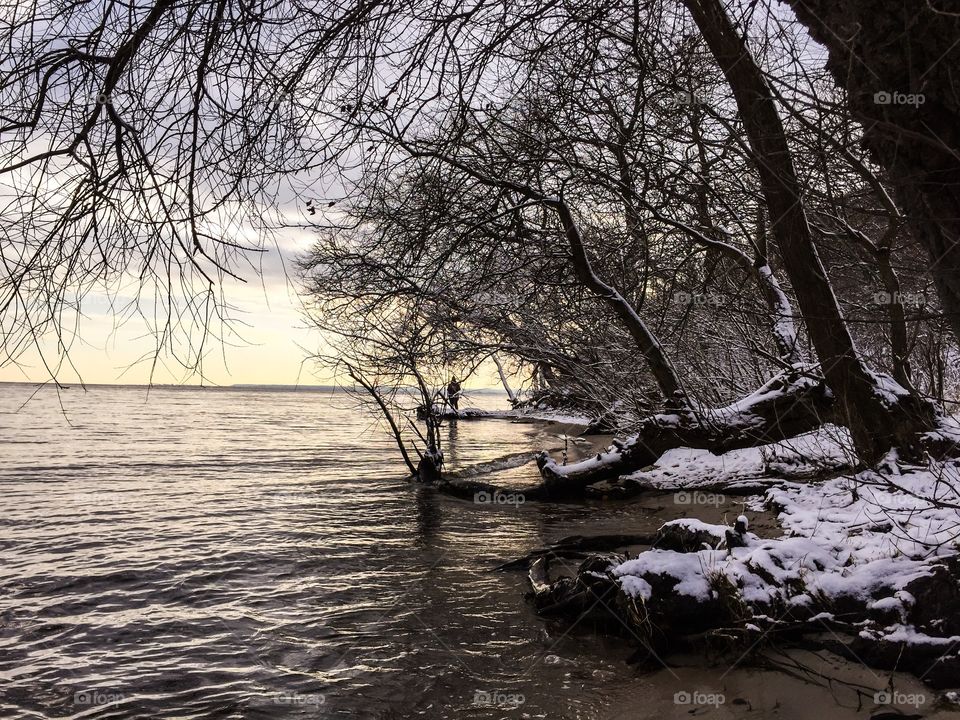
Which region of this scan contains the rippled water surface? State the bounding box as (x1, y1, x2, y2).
(1, 384, 665, 719)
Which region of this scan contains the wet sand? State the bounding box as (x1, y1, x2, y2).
(603, 649, 957, 719)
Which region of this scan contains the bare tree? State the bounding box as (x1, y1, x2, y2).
(788, 0, 960, 344)
(2, 0, 956, 473)
(682, 0, 939, 462)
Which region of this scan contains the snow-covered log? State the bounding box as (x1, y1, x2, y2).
(538, 368, 833, 493)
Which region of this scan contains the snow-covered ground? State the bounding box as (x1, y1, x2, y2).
(612, 426, 960, 653)
(621, 424, 855, 488)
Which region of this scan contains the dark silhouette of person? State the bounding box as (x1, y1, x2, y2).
(447, 378, 462, 412)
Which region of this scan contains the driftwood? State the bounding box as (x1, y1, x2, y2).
(528, 553, 627, 624)
(435, 476, 554, 502)
(420, 370, 834, 501)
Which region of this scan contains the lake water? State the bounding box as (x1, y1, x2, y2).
(1, 384, 944, 719)
(0, 384, 668, 719)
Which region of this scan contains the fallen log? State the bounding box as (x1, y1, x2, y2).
(528, 553, 627, 627)
(538, 367, 834, 493)
(493, 533, 658, 571)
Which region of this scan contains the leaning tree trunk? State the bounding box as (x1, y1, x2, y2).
(837, 221, 916, 391)
(553, 198, 687, 406)
(788, 0, 960, 346)
(682, 0, 938, 464)
(405, 147, 688, 407)
(689, 104, 800, 364)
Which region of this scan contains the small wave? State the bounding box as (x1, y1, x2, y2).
(0, 455, 340, 476)
(444, 450, 543, 479)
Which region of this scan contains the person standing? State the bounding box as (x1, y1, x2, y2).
(446, 378, 462, 412)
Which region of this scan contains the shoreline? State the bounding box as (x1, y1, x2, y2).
(470, 417, 960, 709)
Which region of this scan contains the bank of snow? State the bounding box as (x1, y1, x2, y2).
(608, 436, 960, 680)
(620, 424, 854, 489)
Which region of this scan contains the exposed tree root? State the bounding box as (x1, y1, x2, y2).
(511, 534, 960, 689)
(493, 533, 657, 571)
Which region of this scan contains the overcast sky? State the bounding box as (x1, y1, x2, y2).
(0, 225, 330, 387)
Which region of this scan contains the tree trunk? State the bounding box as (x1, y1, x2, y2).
(652, 209, 802, 365)
(347, 365, 418, 476)
(677, 108, 801, 363)
(788, 0, 960, 345)
(553, 198, 687, 405)
(837, 221, 916, 391)
(876, 248, 915, 390)
(682, 0, 936, 463)
(538, 368, 833, 492)
(492, 353, 517, 403)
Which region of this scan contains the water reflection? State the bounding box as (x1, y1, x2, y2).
(412, 485, 442, 547)
(0, 386, 646, 718)
(0, 385, 933, 719)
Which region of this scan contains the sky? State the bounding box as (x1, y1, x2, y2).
(0, 157, 503, 389)
(0, 225, 505, 389)
(0, 227, 332, 387)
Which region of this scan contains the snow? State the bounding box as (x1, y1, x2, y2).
(609, 434, 960, 649)
(616, 513, 941, 619)
(454, 406, 592, 425)
(757, 264, 798, 359)
(522, 410, 593, 425)
(870, 596, 905, 612)
(545, 371, 847, 481)
(865, 368, 912, 406)
(924, 413, 960, 447)
(704, 367, 826, 425)
(621, 425, 852, 489)
(861, 624, 960, 646)
(614, 549, 717, 601)
(764, 463, 960, 564)
(619, 575, 653, 600)
(661, 517, 729, 536)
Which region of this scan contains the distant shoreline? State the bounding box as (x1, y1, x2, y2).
(0, 381, 508, 394)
